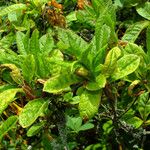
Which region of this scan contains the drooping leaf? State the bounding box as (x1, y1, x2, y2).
(21, 55, 36, 83)
(0, 88, 23, 115)
(136, 2, 150, 20)
(122, 21, 149, 42)
(19, 98, 49, 128)
(79, 89, 102, 119)
(0, 64, 24, 84)
(0, 4, 26, 17)
(0, 116, 18, 140)
(111, 54, 140, 80)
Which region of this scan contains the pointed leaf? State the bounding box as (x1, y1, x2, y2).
(16, 31, 27, 55)
(95, 24, 110, 52)
(22, 55, 36, 83)
(27, 122, 46, 137)
(0, 88, 23, 115)
(79, 123, 94, 131)
(30, 29, 40, 55)
(19, 98, 49, 128)
(0, 116, 18, 141)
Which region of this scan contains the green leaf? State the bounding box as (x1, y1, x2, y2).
(95, 24, 110, 52)
(27, 122, 46, 137)
(0, 64, 24, 84)
(43, 74, 79, 94)
(19, 98, 49, 128)
(8, 12, 17, 22)
(0, 4, 27, 17)
(86, 74, 106, 91)
(102, 47, 121, 77)
(79, 90, 102, 119)
(0, 116, 18, 141)
(39, 33, 54, 54)
(125, 116, 143, 128)
(57, 28, 88, 59)
(79, 123, 94, 131)
(111, 54, 140, 81)
(0, 88, 23, 115)
(30, 29, 40, 55)
(121, 109, 143, 128)
(146, 25, 150, 60)
(21, 55, 36, 83)
(66, 116, 82, 133)
(136, 2, 150, 20)
(138, 92, 150, 121)
(102, 120, 113, 134)
(122, 21, 149, 42)
(16, 31, 27, 55)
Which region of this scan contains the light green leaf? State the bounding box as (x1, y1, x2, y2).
(136, 2, 150, 20)
(79, 90, 102, 119)
(27, 122, 46, 137)
(111, 54, 140, 80)
(0, 116, 18, 140)
(43, 74, 79, 94)
(102, 47, 121, 77)
(8, 12, 17, 22)
(21, 55, 36, 83)
(19, 98, 49, 128)
(0, 88, 23, 115)
(0, 4, 27, 17)
(66, 116, 82, 133)
(79, 123, 94, 131)
(138, 92, 150, 121)
(122, 21, 149, 42)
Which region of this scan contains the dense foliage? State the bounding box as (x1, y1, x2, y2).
(0, 0, 150, 149)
